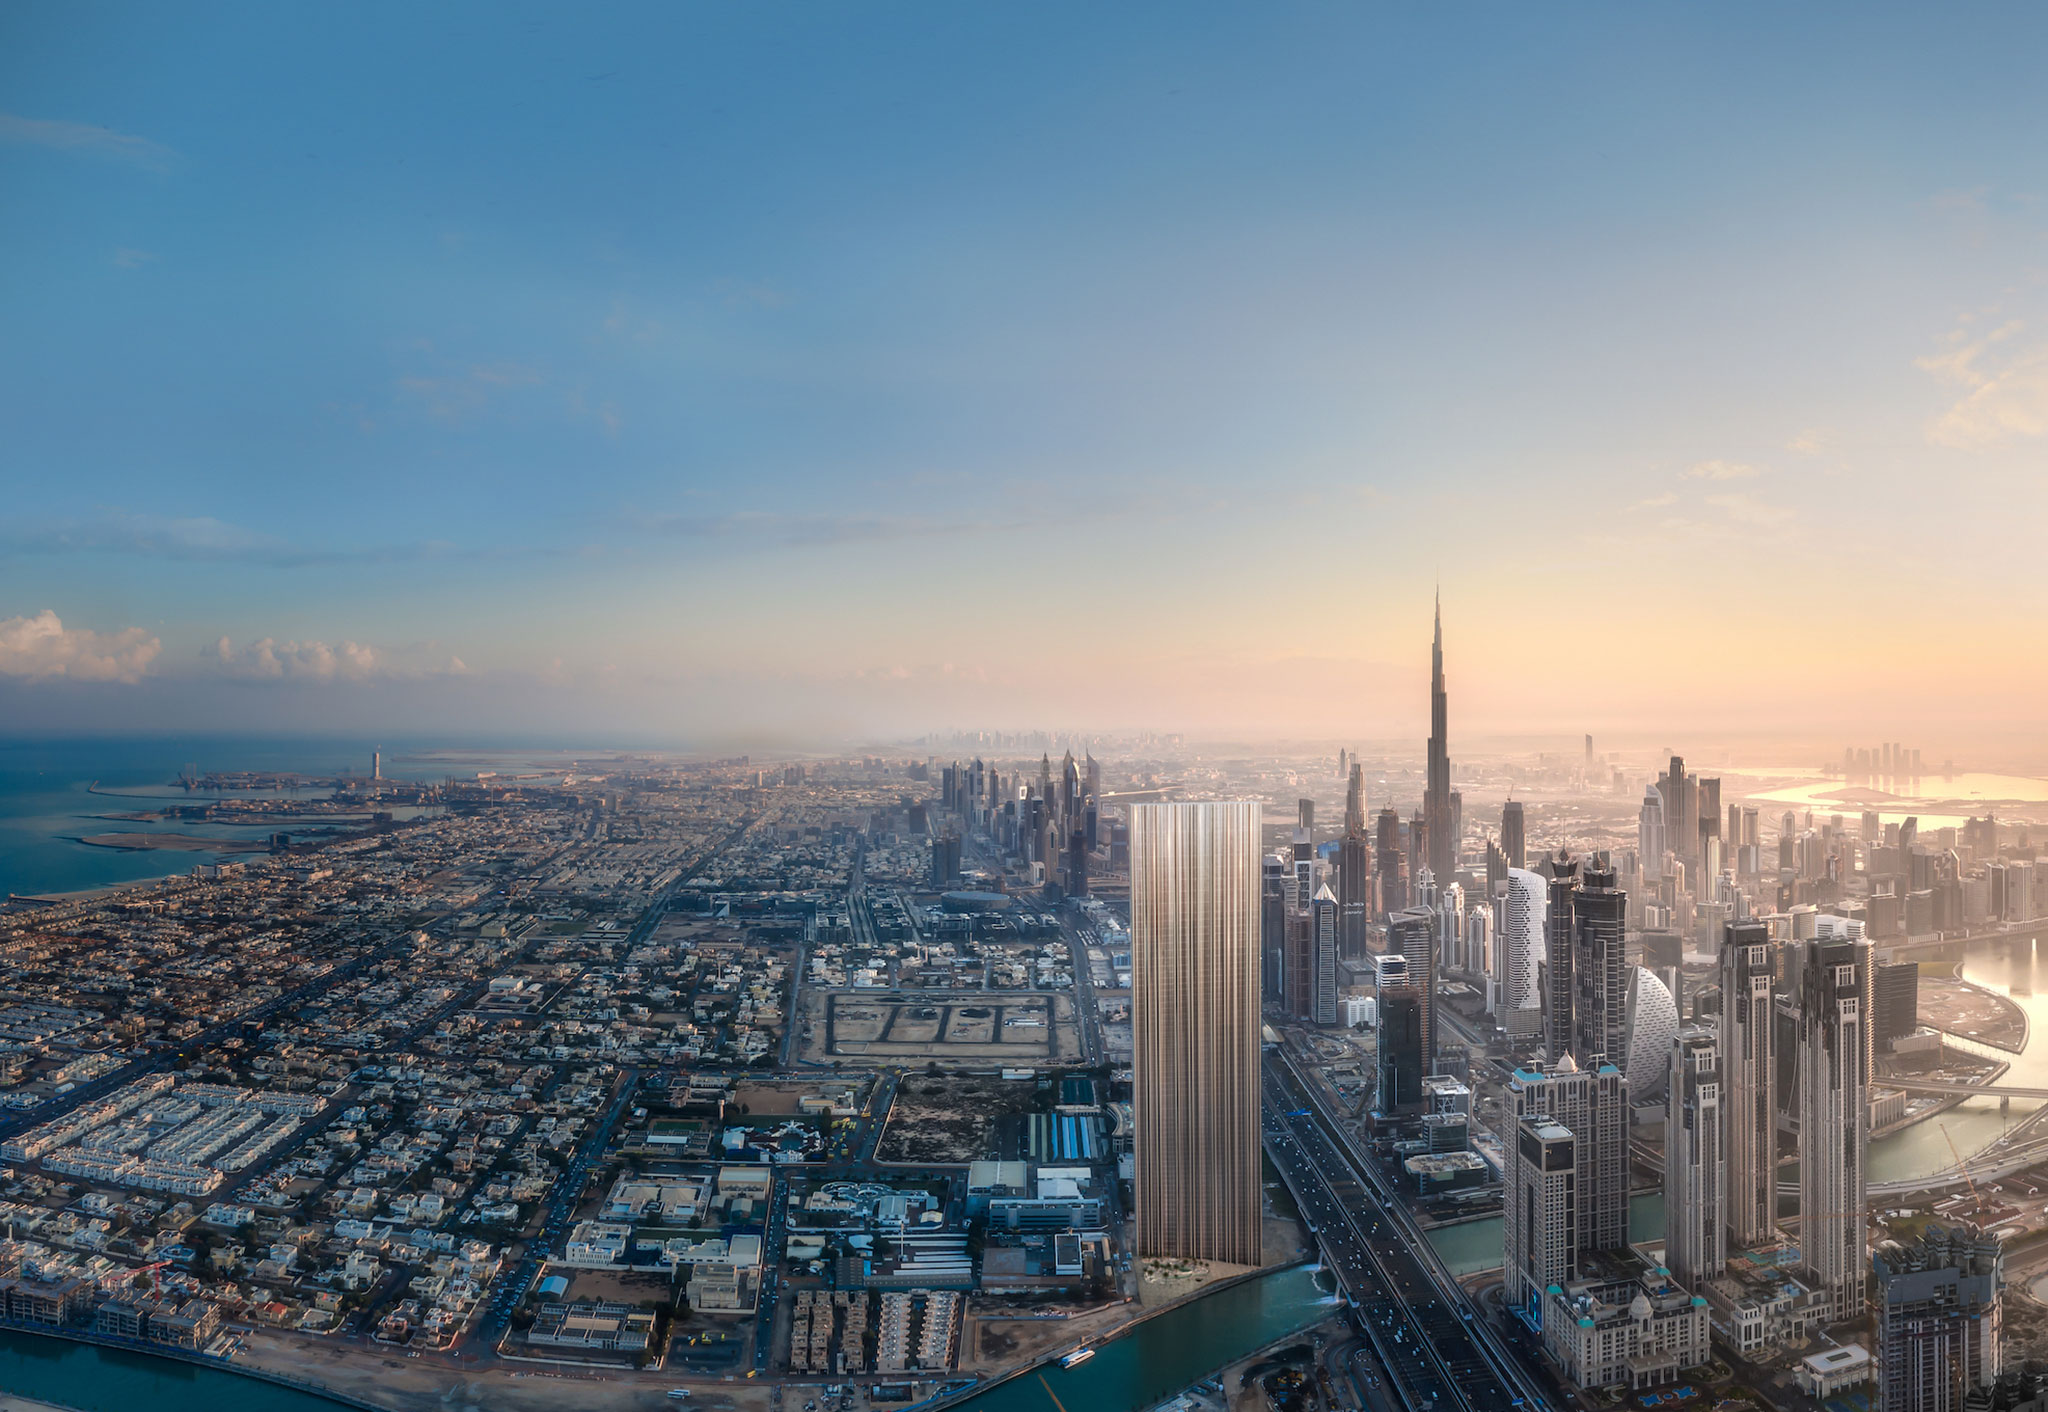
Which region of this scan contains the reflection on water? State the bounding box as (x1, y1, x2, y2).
(946, 1262, 1333, 1412)
(1871, 936, 2048, 1180)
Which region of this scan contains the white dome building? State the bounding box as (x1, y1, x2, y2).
(1623, 966, 1680, 1102)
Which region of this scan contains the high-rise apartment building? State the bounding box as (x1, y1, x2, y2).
(1544, 857, 1579, 1062)
(1504, 1115, 1577, 1321)
(1721, 921, 1777, 1248)
(1798, 934, 1871, 1322)
(1511, 1059, 1630, 1258)
(1375, 806, 1405, 915)
(1130, 801, 1263, 1266)
(1640, 786, 1666, 881)
(1424, 594, 1456, 881)
(1875, 1223, 2003, 1412)
(1311, 884, 1339, 1027)
(1501, 799, 1526, 870)
(1571, 862, 1628, 1066)
(1388, 906, 1438, 1073)
(1337, 832, 1371, 961)
(1502, 867, 1547, 1022)
(1665, 1028, 1725, 1288)
(1377, 981, 1426, 1114)
(1874, 961, 1920, 1047)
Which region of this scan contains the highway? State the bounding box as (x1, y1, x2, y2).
(1265, 1050, 1559, 1412)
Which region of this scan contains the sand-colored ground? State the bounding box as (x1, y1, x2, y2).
(238, 1330, 775, 1412)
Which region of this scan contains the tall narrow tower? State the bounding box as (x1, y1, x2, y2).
(1666, 1027, 1726, 1288)
(1339, 765, 1371, 959)
(1130, 801, 1263, 1266)
(1424, 593, 1455, 880)
(1799, 933, 1871, 1322)
(1721, 920, 1776, 1247)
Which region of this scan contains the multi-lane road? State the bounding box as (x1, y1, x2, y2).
(1263, 1051, 1557, 1412)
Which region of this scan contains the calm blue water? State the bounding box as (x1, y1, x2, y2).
(0, 737, 595, 899)
(0, 1329, 352, 1412)
(948, 1262, 1337, 1412)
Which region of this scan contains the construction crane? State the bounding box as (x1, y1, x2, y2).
(1940, 1122, 1984, 1213)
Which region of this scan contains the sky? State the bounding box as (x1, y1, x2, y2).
(5, 3, 2048, 752)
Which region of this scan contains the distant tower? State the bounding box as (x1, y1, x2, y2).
(1721, 921, 1777, 1248)
(1130, 801, 1262, 1266)
(1344, 764, 1367, 838)
(1424, 593, 1455, 880)
(1799, 933, 1871, 1322)
(1501, 800, 1525, 871)
(1665, 1027, 1725, 1288)
(372, 749, 381, 781)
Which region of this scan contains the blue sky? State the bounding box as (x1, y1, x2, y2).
(5, 3, 2048, 745)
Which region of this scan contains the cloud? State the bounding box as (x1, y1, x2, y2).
(207, 635, 476, 683)
(1919, 319, 2048, 448)
(1681, 460, 1762, 480)
(112, 248, 156, 269)
(0, 611, 160, 683)
(210, 636, 381, 681)
(1628, 492, 1677, 510)
(0, 112, 175, 172)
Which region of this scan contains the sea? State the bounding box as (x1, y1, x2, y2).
(0, 736, 627, 900)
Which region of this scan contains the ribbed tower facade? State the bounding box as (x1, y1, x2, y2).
(1130, 801, 1263, 1266)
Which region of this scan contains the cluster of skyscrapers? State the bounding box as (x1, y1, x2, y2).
(936, 750, 1106, 897)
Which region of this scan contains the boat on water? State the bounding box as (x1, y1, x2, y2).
(1059, 1347, 1096, 1369)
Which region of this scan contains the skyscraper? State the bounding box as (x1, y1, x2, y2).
(1543, 856, 1579, 1063)
(1665, 1028, 1725, 1289)
(1501, 867, 1547, 1022)
(1501, 799, 1525, 870)
(1798, 934, 1871, 1322)
(1311, 884, 1339, 1027)
(1339, 763, 1371, 959)
(1344, 763, 1367, 838)
(1504, 1114, 1577, 1322)
(1424, 593, 1456, 881)
(1721, 921, 1777, 1248)
(1130, 801, 1263, 1266)
(1875, 1224, 2003, 1412)
(1510, 1057, 1630, 1258)
(1571, 860, 1628, 1066)
(1377, 980, 1426, 1114)
(1337, 832, 1371, 961)
(1388, 905, 1438, 1072)
(1375, 806, 1405, 915)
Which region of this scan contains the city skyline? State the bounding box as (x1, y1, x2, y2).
(9, 5, 2048, 742)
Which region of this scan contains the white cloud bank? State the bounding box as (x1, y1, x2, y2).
(209, 636, 383, 680)
(0, 611, 160, 683)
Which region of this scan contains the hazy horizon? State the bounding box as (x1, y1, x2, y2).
(8, 3, 2048, 746)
